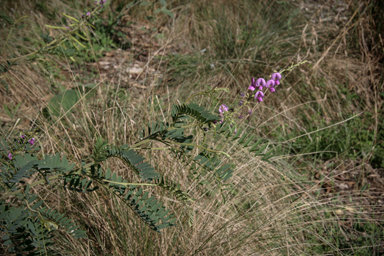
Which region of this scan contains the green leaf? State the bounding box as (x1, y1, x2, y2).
(105, 169, 111, 179)
(155, 8, 174, 19)
(249, 138, 263, 152)
(43, 89, 81, 118)
(140, 1, 151, 6)
(31, 200, 44, 210)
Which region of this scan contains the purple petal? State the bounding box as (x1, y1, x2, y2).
(256, 78, 266, 87)
(240, 92, 245, 97)
(255, 90, 265, 98)
(271, 72, 282, 81)
(257, 96, 263, 102)
(251, 77, 257, 88)
(239, 100, 244, 106)
(248, 109, 252, 115)
(7, 152, 12, 160)
(28, 138, 36, 145)
(269, 87, 276, 93)
(248, 85, 256, 91)
(266, 79, 275, 88)
(219, 104, 229, 113)
(274, 80, 280, 86)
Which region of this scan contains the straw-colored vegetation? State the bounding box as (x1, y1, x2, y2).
(1, 0, 383, 255)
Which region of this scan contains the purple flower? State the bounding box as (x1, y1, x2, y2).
(255, 90, 265, 102)
(248, 109, 252, 115)
(256, 78, 266, 90)
(213, 120, 218, 124)
(28, 138, 36, 145)
(271, 72, 281, 88)
(248, 79, 256, 91)
(240, 92, 245, 97)
(255, 90, 264, 99)
(238, 115, 243, 119)
(234, 129, 237, 134)
(269, 87, 276, 93)
(64, 26, 69, 29)
(7, 152, 12, 160)
(218, 104, 229, 124)
(239, 100, 244, 106)
(219, 104, 229, 114)
(266, 79, 275, 88)
(86, 12, 91, 16)
(95, 0, 107, 5)
(271, 72, 282, 81)
(21, 134, 26, 139)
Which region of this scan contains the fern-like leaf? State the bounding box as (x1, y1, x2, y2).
(92, 137, 110, 164)
(0, 203, 55, 255)
(155, 177, 194, 202)
(39, 207, 87, 238)
(194, 150, 234, 180)
(107, 145, 161, 181)
(123, 186, 177, 232)
(215, 123, 275, 162)
(101, 171, 177, 232)
(171, 103, 220, 124)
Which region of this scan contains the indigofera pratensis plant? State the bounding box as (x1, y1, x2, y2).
(1, 64, 302, 253)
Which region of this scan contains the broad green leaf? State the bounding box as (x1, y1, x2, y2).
(43, 90, 81, 118)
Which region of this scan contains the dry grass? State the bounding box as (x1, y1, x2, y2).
(1, 0, 383, 255)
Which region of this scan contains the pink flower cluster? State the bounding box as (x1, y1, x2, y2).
(216, 72, 282, 126)
(20, 134, 35, 146)
(218, 104, 229, 123)
(248, 72, 282, 102)
(6, 135, 36, 161)
(94, 0, 107, 5)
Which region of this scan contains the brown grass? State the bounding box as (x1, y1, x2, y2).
(1, 0, 383, 255)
